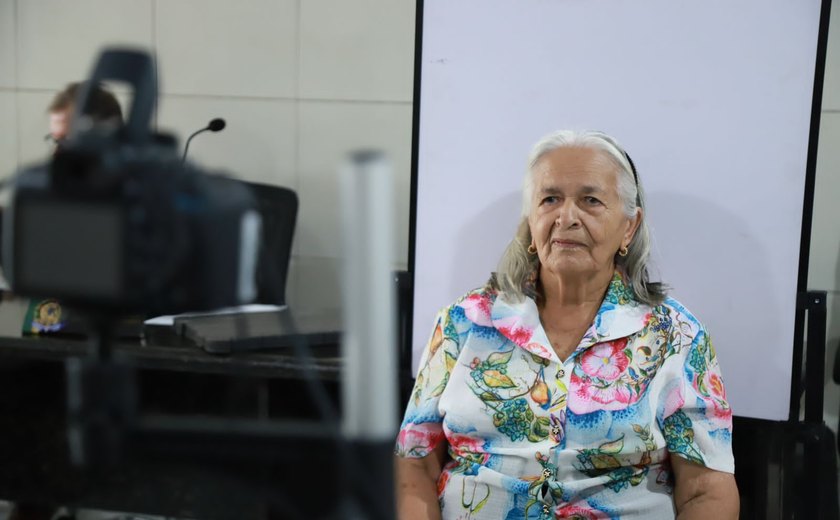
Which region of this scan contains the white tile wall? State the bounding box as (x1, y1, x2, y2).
(809, 113, 840, 292)
(3, 0, 418, 318)
(825, 291, 840, 357)
(16, 0, 153, 89)
(815, 3, 840, 434)
(284, 255, 300, 306)
(297, 100, 412, 262)
(155, 0, 297, 98)
(15, 91, 53, 166)
(290, 254, 343, 313)
(299, 0, 415, 102)
(822, 291, 840, 434)
(156, 95, 296, 187)
(0, 92, 17, 180)
(816, 1, 840, 432)
(0, 1, 16, 89)
(822, 0, 840, 111)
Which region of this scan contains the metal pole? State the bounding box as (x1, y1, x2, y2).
(802, 290, 828, 519)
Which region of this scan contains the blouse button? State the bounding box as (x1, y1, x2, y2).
(542, 504, 551, 515)
(556, 369, 565, 378)
(542, 468, 552, 479)
(551, 425, 562, 437)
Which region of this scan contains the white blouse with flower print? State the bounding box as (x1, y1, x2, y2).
(396, 273, 734, 520)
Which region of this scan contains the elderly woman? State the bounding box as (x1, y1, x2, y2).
(395, 130, 738, 519)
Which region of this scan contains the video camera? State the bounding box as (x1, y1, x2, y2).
(2, 48, 261, 314)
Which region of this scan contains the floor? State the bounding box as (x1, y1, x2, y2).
(0, 504, 180, 520)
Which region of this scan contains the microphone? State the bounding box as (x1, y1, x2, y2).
(182, 118, 226, 162)
(207, 118, 226, 132)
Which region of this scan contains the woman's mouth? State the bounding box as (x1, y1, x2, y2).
(552, 239, 585, 248)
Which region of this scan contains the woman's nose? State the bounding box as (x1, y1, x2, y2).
(554, 201, 581, 228)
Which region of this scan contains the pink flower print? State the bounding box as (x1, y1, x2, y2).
(706, 371, 727, 400)
(569, 370, 635, 413)
(461, 293, 493, 327)
(526, 342, 554, 360)
(706, 398, 732, 427)
(573, 376, 633, 406)
(580, 339, 629, 382)
(396, 423, 444, 457)
(701, 371, 732, 426)
(553, 504, 609, 519)
(661, 381, 685, 419)
(494, 316, 534, 347)
(436, 468, 450, 497)
(447, 433, 489, 466)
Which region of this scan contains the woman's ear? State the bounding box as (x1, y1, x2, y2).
(624, 207, 642, 244)
(520, 218, 533, 246)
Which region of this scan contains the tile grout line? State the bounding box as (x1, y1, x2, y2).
(158, 93, 412, 105)
(294, 0, 301, 199)
(151, 0, 158, 130)
(292, 0, 302, 304)
(160, 94, 412, 105)
(0, 89, 413, 107)
(12, 0, 21, 171)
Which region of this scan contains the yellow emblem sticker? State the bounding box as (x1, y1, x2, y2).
(31, 299, 64, 333)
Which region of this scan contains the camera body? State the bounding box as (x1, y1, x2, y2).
(2, 49, 260, 314)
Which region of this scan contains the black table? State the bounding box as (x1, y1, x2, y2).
(0, 309, 348, 520)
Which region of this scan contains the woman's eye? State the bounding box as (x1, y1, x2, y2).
(542, 196, 558, 205)
(583, 196, 602, 206)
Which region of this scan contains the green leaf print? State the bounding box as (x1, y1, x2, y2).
(487, 349, 514, 367)
(632, 423, 657, 452)
(412, 372, 424, 405)
(527, 416, 551, 442)
(444, 350, 457, 372)
(429, 372, 449, 397)
(598, 435, 625, 455)
(663, 410, 705, 465)
(575, 435, 626, 476)
(529, 352, 550, 366)
(482, 370, 516, 388)
(628, 470, 647, 486)
(461, 479, 491, 513)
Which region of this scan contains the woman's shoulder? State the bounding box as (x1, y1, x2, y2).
(448, 284, 498, 313)
(654, 295, 709, 338)
(434, 284, 500, 330)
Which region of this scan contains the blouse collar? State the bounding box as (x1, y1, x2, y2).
(484, 272, 652, 362)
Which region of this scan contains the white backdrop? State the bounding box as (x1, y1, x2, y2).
(411, 0, 825, 421)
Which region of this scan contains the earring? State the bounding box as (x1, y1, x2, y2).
(527, 244, 537, 255)
(618, 245, 629, 257)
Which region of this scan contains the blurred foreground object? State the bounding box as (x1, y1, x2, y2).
(46, 81, 123, 152)
(341, 150, 397, 519)
(3, 48, 260, 316)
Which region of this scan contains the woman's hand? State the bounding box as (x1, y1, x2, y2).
(395, 441, 449, 520)
(671, 454, 739, 519)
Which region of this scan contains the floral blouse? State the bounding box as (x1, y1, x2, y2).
(396, 273, 733, 519)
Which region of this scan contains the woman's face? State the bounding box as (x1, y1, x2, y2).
(527, 146, 640, 281)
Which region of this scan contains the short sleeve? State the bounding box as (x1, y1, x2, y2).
(662, 327, 735, 473)
(395, 306, 460, 459)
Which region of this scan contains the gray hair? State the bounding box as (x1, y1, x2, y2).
(493, 130, 667, 306)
